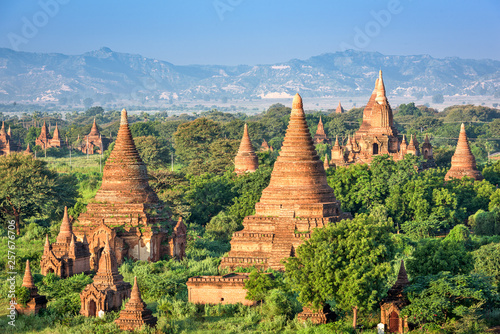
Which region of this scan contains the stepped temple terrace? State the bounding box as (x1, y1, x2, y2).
(219, 94, 350, 271)
(445, 123, 483, 181)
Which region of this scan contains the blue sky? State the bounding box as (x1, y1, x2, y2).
(0, 0, 499, 65)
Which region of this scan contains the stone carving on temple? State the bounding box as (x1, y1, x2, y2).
(115, 276, 157, 331)
(234, 123, 259, 175)
(220, 94, 350, 271)
(15, 260, 47, 315)
(445, 123, 483, 181)
(40, 207, 91, 278)
(80, 236, 131, 317)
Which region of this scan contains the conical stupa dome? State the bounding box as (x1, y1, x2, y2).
(234, 124, 258, 175)
(94, 109, 158, 204)
(255, 94, 338, 217)
(445, 124, 483, 181)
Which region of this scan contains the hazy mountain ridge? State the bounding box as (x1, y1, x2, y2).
(0, 47, 499, 103)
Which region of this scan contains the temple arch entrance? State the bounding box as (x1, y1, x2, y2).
(389, 311, 399, 332)
(88, 300, 97, 317)
(373, 143, 379, 155)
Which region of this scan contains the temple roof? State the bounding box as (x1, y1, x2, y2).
(255, 94, 337, 215)
(89, 118, 100, 137)
(94, 109, 158, 204)
(335, 102, 343, 114)
(52, 123, 60, 140)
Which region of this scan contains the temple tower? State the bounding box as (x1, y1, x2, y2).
(335, 102, 344, 114)
(380, 260, 410, 333)
(313, 116, 330, 144)
(220, 94, 349, 270)
(15, 260, 47, 315)
(74, 109, 184, 270)
(234, 124, 259, 175)
(80, 237, 131, 317)
(445, 124, 483, 181)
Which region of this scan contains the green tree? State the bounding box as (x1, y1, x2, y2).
(0, 154, 75, 234)
(130, 122, 159, 138)
(245, 270, 278, 303)
(473, 242, 500, 286)
(285, 213, 395, 328)
(401, 273, 499, 327)
(134, 136, 169, 169)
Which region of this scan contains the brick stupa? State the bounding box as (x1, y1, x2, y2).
(313, 116, 330, 145)
(80, 237, 131, 317)
(15, 260, 48, 315)
(115, 276, 157, 331)
(445, 123, 483, 181)
(40, 207, 91, 278)
(220, 94, 349, 270)
(234, 124, 259, 175)
(74, 109, 185, 271)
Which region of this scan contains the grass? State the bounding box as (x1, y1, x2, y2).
(40, 155, 103, 174)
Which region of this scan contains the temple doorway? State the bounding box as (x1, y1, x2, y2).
(373, 143, 379, 155)
(389, 311, 399, 332)
(88, 300, 97, 317)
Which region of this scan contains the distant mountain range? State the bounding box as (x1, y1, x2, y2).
(0, 47, 499, 104)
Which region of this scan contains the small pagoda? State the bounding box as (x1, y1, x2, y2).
(313, 117, 330, 145)
(15, 260, 47, 315)
(380, 260, 410, 333)
(80, 237, 131, 317)
(0, 122, 20, 155)
(335, 102, 344, 114)
(78, 118, 110, 154)
(234, 123, 259, 175)
(115, 276, 157, 331)
(40, 207, 91, 278)
(445, 123, 483, 181)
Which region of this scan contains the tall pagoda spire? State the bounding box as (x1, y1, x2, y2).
(7, 125, 11, 137)
(56, 206, 73, 244)
(53, 123, 60, 140)
(335, 102, 344, 114)
(234, 123, 258, 175)
(445, 124, 483, 181)
(93, 235, 122, 286)
(375, 70, 387, 104)
(255, 93, 338, 217)
(89, 118, 100, 136)
(0, 122, 6, 136)
(22, 260, 36, 289)
(94, 109, 158, 204)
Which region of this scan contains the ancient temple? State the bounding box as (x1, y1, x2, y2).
(40, 207, 91, 278)
(335, 102, 344, 114)
(77, 118, 110, 154)
(421, 135, 433, 160)
(35, 121, 64, 149)
(380, 261, 410, 333)
(313, 117, 330, 145)
(260, 139, 272, 152)
(323, 154, 330, 171)
(24, 143, 32, 155)
(329, 71, 432, 166)
(0, 122, 20, 155)
(220, 94, 349, 271)
(15, 260, 47, 315)
(80, 237, 131, 316)
(445, 123, 483, 181)
(73, 109, 185, 271)
(234, 124, 259, 175)
(115, 276, 157, 331)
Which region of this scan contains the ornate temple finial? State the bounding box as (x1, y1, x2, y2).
(375, 70, 387, 104)
(121, 109, 128, 125)
(292, 93, 303, 111)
